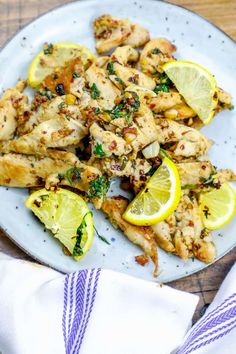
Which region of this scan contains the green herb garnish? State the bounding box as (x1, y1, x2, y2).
(229, 104, 234, 111)
(95, 107, 101, 115)
(88, 176, 110, 199)
(154, 84, 170, 94)
(114, 77, 126, 89)
(93, 143, 106, 157)
(91, 83, 100, 99)
(107, 62, 115, 75)
(72, 72, 80, 78)
(73, 213, 91, 256)
(152, 48, 162, 55)
(94, 226, 110, 245)
(107, 91, 140, 124)
(58, 101, 66, 109)
(203, 205, 211, 219)
(63, 167, 82, 185)
(39, 90, 54, 100)
(43, 43, 54, 55)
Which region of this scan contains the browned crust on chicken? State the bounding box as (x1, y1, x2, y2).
(102, 196, 158, 276)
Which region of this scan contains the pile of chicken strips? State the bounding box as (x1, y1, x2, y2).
(0, 14, 235, 276)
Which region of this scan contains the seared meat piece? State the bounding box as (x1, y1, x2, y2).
(102, 196, 158, 276)
(93, 15, 131, 53)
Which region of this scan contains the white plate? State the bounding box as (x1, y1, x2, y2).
(0, 0, 235, 282)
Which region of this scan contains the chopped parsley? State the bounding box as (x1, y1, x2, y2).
(93, 142, 106, 157)
(106, 91, 140, 124)
(58, 101, 66, 109)
(58, 167, 82, 186)
(91, 83, 100, 99)
(153, 73, 173, 94)
(229, 104, 234, 111)
(72, 72, 80, 78)
(43, 43, 53, 55)
(159, 73, 173, 86)
(114, 77, 126, 89)
(87, 176, 110, 199)
(39, 89, 54, 100)
(107, 62, 115, 75)
(94, 107, 101, 115)
(154, 83, 170, 94)
(73, 213, 91, 256)
(94, 226, 110, 245)
(152, 48, 162, 55)
(203, 205, 211, 219)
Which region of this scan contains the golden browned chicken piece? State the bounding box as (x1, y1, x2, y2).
(177, 161, 215, 187)
(0, 152, 101, 193)
(123, 23, 150, 48)
(155, 118, 212, 159)
(93, 15, 132, 53)
(110, 61, 156, 90)
(149, 92, 182, 113)
(164, 102, 196, 121)
(18, 96, 85, 136)
(0, 117, 88, 155)
(90, 122, 132, 157)
(152, 192, 216, 263)
(140, 38, 176, 75)
(85, 60, 120, 110)
(102, 196, 158, 276)
(0, 80, 28, 140)
(111, 46, 139, 65)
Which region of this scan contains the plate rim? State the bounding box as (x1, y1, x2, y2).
(0, 0, 235, 282)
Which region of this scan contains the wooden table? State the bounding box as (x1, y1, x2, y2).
(0, 0, 235, 322)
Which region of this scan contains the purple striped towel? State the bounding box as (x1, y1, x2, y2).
(0, 253, 235, 354)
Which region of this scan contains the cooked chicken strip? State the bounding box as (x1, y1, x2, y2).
(0, 153, 101, 193)
(111, 46, 139, 66)
(93, 15, 131, 53)
(164, 102, 196, 120)
(102, 196, 158, 276)
(18, 96, 84, 135)
(124, 23, 150, 48)
(149, 92, 182, 113)
(155, 118, 212, 158)
(217, 88, 232, 111)
(174, 193, 216, 263)
(131, 105, 159, 153)
(86, 61, 120, 110)
(111, 62, 156, 90)
(0, 80, 28, 140)
(90, 122, 131, 157)
(140, 38, 176, 75)
(0, 117, 87, 155)
(177, 161, 215, 187)
(152, 192, 216, 263)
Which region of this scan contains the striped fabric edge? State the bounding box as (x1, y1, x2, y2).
(62, 268, 101, 354)
(177, 293, 236, 354)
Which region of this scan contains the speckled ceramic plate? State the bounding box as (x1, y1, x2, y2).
(0, 0, 235, 282)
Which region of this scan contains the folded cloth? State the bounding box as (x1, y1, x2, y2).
(176, 263, 236, 354)
(0, 253, 198, 354)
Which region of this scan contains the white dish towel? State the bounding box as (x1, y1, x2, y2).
(0, 253, 235, 354)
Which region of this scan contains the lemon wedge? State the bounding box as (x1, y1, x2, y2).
(163, 60, 218, 124)
(28, 42, 95, 88)
(199, 182, 236, 230)
(25, 188, 94, 260)
(123, 157, 181, 226)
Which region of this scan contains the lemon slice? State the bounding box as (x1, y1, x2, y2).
(163, 60, 218, 124)
(123, 157, 181, 226)
(25, 188, 94, 260)
(199, 182, 236, 230)
(28, 42, 95, 88)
